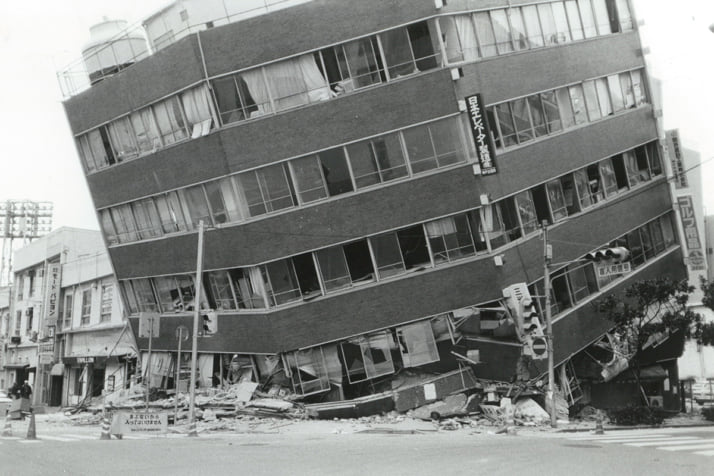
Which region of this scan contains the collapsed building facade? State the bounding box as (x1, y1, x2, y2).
(61, 0, 686, 414)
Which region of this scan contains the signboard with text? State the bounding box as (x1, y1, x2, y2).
(43, 262, 61, 327)
(465, 93, 497, 175)
(597, 262, 632, 278)
(677, 195, 707, 271)
(111, 412, 168, 435)
(665, 130, 688, 189)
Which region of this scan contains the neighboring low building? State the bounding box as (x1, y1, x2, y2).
(0, 228, 137, 407)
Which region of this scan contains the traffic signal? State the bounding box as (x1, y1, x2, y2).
(200, 311, 217, 336)
(585, 246, 630, 263)
(519, 297, 546, 360)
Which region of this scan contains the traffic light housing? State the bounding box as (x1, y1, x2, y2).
(502, 283, 546, 359)
(585, 246, 630, 263)
(200, 311, 217, 336)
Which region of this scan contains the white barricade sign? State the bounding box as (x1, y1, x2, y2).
(111, 412, 168, 436)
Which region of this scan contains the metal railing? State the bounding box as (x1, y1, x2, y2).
(57, 0, 313, 98)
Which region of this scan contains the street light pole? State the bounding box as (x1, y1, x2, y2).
(542, 221, 557, 428)
(188, 220, 205, 437)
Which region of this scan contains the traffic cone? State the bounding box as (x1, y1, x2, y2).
(25, 410, 36, 440)
(100, 414, 112, 440)
(2, 412, 12, 437)
(595, 415, 604, 435)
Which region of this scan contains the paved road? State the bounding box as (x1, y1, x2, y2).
(2, 421, 714, 476)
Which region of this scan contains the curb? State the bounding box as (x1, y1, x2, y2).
(556, 422, 714, 433)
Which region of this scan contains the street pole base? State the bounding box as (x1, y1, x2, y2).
(188, 422, 198, 437)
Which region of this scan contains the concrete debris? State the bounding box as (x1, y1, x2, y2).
(412, 393, 467, 420)
(514, 398, 550, 424)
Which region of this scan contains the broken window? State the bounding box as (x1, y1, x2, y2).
(285, 348, 331, 396)
(396, 321, 440, 368)
(466, 210, 489, 253)
(397, 225, 430, 270)
(646, 143, 662, 176)
(340, 331, 395, 383)
(559, 173, 581, 216)
(291, 154, 328, 204)
(153, 276, 183, 313)
(425, 214, 476, 264)
(515, 190, 539, 236)
(568, 263, 599, 303)
(130, 278, 159, 313)
(316, 240, 375, 292)
(205, 271, 236, 311)
(371, 232, 406, 279)
(649, 219, 666, 254)
(263, 254, 321, 305)
(319, 148, 354, 197)
(228, 268, 268, 309)
(379, 21, 438, 79)
(154, 191, 189, 233)
(546, 178, 569, 221)
(346, 133, 408, 189)
(599, 159, 619, 197)
(128, 109, 158, 155)
(180, 84, 214, 137)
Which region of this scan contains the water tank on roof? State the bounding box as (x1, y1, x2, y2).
(82, 18, 148, 85)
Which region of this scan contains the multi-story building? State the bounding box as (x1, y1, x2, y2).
(0, 228, 136, 407)
(61, 0, 686, 411)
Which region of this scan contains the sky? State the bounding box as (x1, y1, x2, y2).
(1, 0, 714, 234)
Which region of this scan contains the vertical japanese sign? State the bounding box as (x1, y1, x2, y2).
(44, 262, 61, 326)
(466, 94, 497, 175)
(666, 130, 688, 189)
(677, 195, 706, 271)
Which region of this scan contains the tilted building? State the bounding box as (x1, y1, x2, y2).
(61, 0, 686, 411)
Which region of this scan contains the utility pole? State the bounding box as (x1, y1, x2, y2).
(188, 221, 205, 437)
(542, 220, 557, 428)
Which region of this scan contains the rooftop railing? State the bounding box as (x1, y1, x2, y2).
(57, 0, 313, 98)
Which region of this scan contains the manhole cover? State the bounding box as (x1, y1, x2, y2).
(563, 444, 601, 449)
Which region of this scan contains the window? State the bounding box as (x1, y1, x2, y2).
(205, 271, 236, 310)
(181, 84, 214, 137)
(474, 11, 498, 57)
(204, 178, 243, 225)
(508, 7, 529, 51)
(615, 0, 633, 31)
(154, 276, 182, 313)
(263, 259, 302, 306)
(490, 9, 513, 54)
(537, 3, 558, 45)
(63, 293, 73, 329)
(565, 0, 585, 40)
(515, 191, 539, 236)
(153, 96, 188, 144)
(568, 263, 599, 303)
(181, 185, 212, 228)
(511, 98, 534, 143)
(546, 178, 570, 221)
(316, 240, 375, 292)
(619, 71, 635, 108)
(425, 214, 477, 264)
(120, 281, 138, 315)
(578, 0, 598, 38)
(107, 116, 138, 161)
(371, 232, 406, 279)
(439, 15, 479, 62)
(100, 284, 113, 322)
(631, 70, 646, 106)
(527, 95, 548, 137)
(346, 133, 407, 189)
(155, 191, 189, 234)
(131, 279, 159, 312)
(397, 225, 430, 270)
(487, 198, 522, 249)
(594, 77, 613, 116)
(81, 289, 92, 326)
(213, 74, 261, 124)
(229, 268, 268, 309)
(14, 310, 21, 336)
(129, 108, 162, 153)
(402, 116, 466, 173)
(555, 87, 575, 129)
(292, 155, 328, 203)
(26, 307, 33, 334)
(494, 102, 518, 148)
(396, 321, 439, 367)
(132, 199, 162, 239)
(540, 90, 562, 133)
(522, 6, 545, 48)
(340, 332, 395, 383)
(379, 21, 439, 78)
(286, 348, 330, 396)
(236, 163, 296, 217)
(318, 148, 354, 197)
(568, 84, 588, 125)
(110, 204, 139, 243)
(607, 74, 625, 112)
(263, 54, 331, 112)
(582, 80, 601, 121)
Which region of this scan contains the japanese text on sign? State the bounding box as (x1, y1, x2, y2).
(113, 412, 168, 434)
(677, 195, 706, 271)
(466, 94, 497, 175)
(597, 262, 632, 278)
(666, 130, 688, 189)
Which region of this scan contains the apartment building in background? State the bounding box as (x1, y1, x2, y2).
(61, 0, 687, 412)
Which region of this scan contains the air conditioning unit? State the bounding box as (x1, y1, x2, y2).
(10, 336, 21, 344)
(648, 396, 664, 408)
(25, 307, 33, 317)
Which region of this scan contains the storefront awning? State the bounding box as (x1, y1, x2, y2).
(50, 363, 65, 376)
(3, 363, 29, 369)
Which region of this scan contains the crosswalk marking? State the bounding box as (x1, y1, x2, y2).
(694, 449, 714, 456)
(580, 436, 681, 444)
(569, 433, 669, 441)
(62, 434, 101, 440)
(659, 442, 714, 452)
(18, 440, 42, 444)
(39, 435, 80, 442)
(625, 438, 703, 447)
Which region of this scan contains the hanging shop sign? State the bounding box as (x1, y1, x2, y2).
(666, 130, 688, 189)
(596, 262, 632, 278)
(465, 93, 497, 175)
(44, 262, 61, 326)
(677, 195, 707, 272)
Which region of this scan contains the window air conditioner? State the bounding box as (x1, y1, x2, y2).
(648, 396, 664, 408)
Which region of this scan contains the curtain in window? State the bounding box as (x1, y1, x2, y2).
(154, 97, 187, 144)
(599, 160, 618, 196)
(181, 84, 214, 136)
(107, 118, 138, 161)
(130, 109, 162, 153)
(595, 78, 613, 115)
(630, 70, 646, 106)
(233, 173, 261, 218)
(229, 268, 267, 309)
(490, 9, 513, 54)
(155, 191, 188, 233)
(623, 151, 641, 187)
(241, 69, 272, 117)
(132, 199, 162, 239)
(111, 205, 139, 243)
(77, 136, 97, 172)
(99, 210, 118, 245)
(474, 12, 498, 57)
(508, 8, 529, 50)
(555, 88, 575, 129)
(582, 80, 601, 120)
(181, 185, 212, 227)
(568, 85, 588, 125)
(619, 72, 635, 108)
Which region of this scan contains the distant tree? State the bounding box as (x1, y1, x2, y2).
(597, 278, 705, 405)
